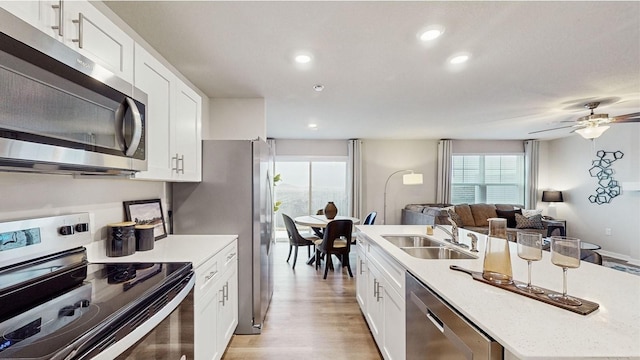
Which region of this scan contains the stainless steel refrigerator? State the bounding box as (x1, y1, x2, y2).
(172, 139, 274, 334)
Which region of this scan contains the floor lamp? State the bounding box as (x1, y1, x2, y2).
(383, 170, 424, 224)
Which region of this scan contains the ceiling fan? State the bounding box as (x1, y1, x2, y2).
(530, 102, 640, 139)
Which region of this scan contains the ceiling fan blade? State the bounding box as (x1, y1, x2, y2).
(612, 112, 640, 123)
(528, 124, 577, 134)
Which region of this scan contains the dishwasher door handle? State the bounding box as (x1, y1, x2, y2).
(426, 309, 445, 333)
(409, 291, 473, 359)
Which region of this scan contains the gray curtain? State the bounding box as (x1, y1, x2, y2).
(348, 139, 363, 218)
(524, 140, 540, 209)
(436, 139, 452, 204)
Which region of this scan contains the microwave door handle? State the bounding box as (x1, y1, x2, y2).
(115, 98, 143, 157)
(124, 97, 143, 156)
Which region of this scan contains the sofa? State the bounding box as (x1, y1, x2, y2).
(401, 203, 565, 240)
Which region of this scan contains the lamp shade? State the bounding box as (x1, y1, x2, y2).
(402, 173, 423, 185)
(575, 125, 609, 139)
(542, 190, 563, 202)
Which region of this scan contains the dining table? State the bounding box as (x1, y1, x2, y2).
(294, 215, 360, 266)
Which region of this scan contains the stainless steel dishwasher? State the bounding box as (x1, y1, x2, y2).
(406, 272, 503, 359)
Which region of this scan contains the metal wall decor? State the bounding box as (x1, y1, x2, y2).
(588, 150, 624, 204)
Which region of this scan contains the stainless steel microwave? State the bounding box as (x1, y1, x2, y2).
(0, 9, 146, 175)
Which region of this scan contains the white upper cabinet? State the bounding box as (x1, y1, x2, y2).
(133, 43, 175, 181)
(134, 44, 202, 182)
(62, 1, 134, 83)
(174, 81, 202, 181)
(1, 0, 134, 83)
(0, 1, 60, 39)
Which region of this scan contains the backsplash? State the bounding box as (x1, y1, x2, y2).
(0, 172, 168, 242)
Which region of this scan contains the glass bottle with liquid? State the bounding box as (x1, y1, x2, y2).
(482, 218, 513, 284)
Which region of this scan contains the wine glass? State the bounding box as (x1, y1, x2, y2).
(516, 232, 544, 294)
(548, 236, 582, 306)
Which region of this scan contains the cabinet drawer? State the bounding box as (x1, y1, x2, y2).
(196, 257, 219, 299)
(218, 241, 237, 274)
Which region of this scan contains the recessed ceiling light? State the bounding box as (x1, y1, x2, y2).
(295, 54, 312, 64)
(449, 53, 470, 64)
(308, 123, 318, 129)
(313, 84, 324, 92)
(418, 26, 445, 41)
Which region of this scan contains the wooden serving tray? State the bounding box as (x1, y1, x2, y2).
(449, 265, 599, 315)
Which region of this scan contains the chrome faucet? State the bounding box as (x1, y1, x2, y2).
(435, 218, 469, 249)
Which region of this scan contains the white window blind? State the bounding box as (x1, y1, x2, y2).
(451, 154, 524, 205)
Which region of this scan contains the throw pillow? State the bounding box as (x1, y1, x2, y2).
(495, 209, 522, 228)
(520, 208, 543, 218)
(515, 213, 544, 229)
(447, 209, 464, 228)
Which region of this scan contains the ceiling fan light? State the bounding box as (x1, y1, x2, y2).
(576, 125, 610, 139)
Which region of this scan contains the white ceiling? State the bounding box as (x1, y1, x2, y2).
(104, 1, 640, 140)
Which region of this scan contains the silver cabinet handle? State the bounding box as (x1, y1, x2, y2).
(71, 12, 84, 48)
(359, 259, 365, 275)
(178, 154, 185, 173)
(373, 278, 379, 298)
(219, 288, 225, 305)
(172, 153, 179, 172)
(51, 1, 63, 36)
(224, 282, 229, 301)
(227, 252, 236, 261)
(376, 283, 383, 302)
(204, 270, 218, 281)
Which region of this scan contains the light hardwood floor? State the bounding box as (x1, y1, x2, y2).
(222, 241, 382, 360)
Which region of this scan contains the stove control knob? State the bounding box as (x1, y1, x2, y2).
(58, 225, 74, 236)
(76, 299, 91, 308)
(75, 223, 89, 232)
(58, 305, 76, 317)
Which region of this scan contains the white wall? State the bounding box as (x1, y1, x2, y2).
(0, 173, 168, 243)
(360, 139, 439, 225)
(539, 124, 640, 264)
(207, 98, 266, 140)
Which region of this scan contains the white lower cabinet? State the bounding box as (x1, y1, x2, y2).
(194, 240, 238, 360)
(356, 234, 406, 360)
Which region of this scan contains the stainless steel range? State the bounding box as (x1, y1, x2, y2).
(0, 213, 195, 359)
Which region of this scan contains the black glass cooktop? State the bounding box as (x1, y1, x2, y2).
(0, 249, 192, 359)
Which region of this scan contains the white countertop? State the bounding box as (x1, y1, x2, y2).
(85, 234, 237, 268)
(356, 225, 640, 360)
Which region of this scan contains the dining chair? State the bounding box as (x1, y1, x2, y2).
(282, 214, 319, 269)
(363, 211, 377, 225)
(314, 219, 353, 279)
(351, 210, 377, 243)
(311, 209, 325, 238)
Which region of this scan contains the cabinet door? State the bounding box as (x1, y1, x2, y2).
(382, 286, 405, 360)
(0, 1, 60, 39)
(62, 1, 133, 83)
(133, 43, 175, 181)
(217, 266, 238, 356)
(356, 245, 368, 310)
(196, 285, 220, 360)
(174, 81, 202, 181)
(366, 261, 384, 346)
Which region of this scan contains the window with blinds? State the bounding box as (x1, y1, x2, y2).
(451, 155, 524, 205)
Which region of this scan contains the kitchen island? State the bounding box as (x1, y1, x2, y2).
(356, 225, 640, 360)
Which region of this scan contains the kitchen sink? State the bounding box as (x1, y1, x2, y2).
(381, 235, 444, 248)
(401, 247, 476, 260)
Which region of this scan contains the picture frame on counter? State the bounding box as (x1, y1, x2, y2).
(123, 199, 167, 240)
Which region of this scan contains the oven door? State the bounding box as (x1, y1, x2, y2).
(71, 274, 195, 360)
